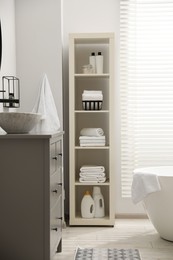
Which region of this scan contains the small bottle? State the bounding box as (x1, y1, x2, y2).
(89, 52, 96, 73)
(81, 190, 95, 218)
(96, 52, 103, 74)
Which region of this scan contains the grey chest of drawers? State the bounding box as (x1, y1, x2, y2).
(0, 131, 64, 260)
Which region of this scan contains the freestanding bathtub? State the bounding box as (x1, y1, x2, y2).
(141, 166, 173, 242)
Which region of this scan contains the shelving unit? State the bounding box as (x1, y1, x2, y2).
(69, 33, 115, 226)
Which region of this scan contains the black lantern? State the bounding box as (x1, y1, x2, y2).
(0, 76, 20, 108)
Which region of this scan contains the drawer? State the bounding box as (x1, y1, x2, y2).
(50, 219, 62, 255)
(50, 193, 62, 220)
(50, 196, 62, 254)
(50, 169, 62, 188)
(50, 141, 62, 176)
(50, 143, 56, 175)
(50, 172, 62, 209)
(50, 228, 61, 256)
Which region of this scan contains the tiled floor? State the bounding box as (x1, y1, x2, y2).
(54, 219, 173, 260)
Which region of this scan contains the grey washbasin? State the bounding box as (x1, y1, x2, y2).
(0, 112, 42, 134)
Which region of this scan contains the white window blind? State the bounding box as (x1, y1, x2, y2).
(120, 0, 173, 197)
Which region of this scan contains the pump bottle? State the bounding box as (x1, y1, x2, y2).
(96, 52, 103, 74)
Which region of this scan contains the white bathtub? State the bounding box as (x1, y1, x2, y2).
(142, 166, 173, 242)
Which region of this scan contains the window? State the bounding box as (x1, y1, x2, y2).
(120, 0, 173, 197)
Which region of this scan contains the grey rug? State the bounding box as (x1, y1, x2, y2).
(74, 247, 141, 260)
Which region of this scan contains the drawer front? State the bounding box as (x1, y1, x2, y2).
(50, 171, 62, 210)
(50, 193, 62, 221)
(50, 195, 62, 255)
(50, 141, 62, 176)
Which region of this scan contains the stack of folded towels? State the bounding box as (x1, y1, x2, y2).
(79, 165, 106, 183)
(82, 90, 103, 110)
(79, 128, 106, 146)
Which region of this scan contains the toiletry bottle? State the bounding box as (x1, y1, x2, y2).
(89, 52, 96, 73)
(92, 186, 105, 218)
(81, 190, 95, 218)
(96, 52, 103, 74)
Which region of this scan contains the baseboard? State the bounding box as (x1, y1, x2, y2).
(115, 213, 148, 219)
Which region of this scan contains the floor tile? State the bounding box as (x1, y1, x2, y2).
(53, 219, 173, 260)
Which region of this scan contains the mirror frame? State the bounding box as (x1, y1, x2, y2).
(0, 20, 2, 70)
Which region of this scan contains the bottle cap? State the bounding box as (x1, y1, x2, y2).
(98, 52, 102, 55)
(84, 190, 90, 195)
(91, 52, 95, 56)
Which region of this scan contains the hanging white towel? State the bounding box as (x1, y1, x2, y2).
(31, 74, 60, 133)
(131, 169, 161, 204)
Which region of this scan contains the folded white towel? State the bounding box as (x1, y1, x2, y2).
(80, 140, 105, 143)
(80, 143, 105, 147)
(79, 136, 106, 146)
(82, 94, 103, 101)
(80, 165, 105, 172)
(79, 177, 106, 183)
(79, 172, 105, 177)
(80, 128, 104, 137)
(83, 90, 102, 95)
(131, 169, 161, 204)
(82, 90, 103, 101)
(79, 136, 105, 140)
(80, 140, 105, 144)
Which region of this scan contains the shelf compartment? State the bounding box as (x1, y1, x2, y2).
(75, 76, 109, 111)
(75, 113, 109, 146)
(74, 43, 110, 74)
(75, 185, 110, 221)
(75, 149, 110, 182)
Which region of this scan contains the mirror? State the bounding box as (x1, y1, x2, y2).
(0, 20, 2, 70)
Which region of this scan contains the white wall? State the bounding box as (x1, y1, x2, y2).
(63, 0, 145, 215)
(15, 0, 63, 128)
(0, 0, 16, 111)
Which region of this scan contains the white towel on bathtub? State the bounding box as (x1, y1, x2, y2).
(131, 169, 161, 204)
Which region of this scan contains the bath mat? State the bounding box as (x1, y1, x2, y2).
(74, 247, 141, 260)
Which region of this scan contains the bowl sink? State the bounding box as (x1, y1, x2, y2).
(0, 112, 42, 134)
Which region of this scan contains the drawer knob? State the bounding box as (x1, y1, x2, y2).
(52, 156, 58, 160)
(52, 153, 62, 160)
(51, 228, 58, 232)
(52, 189, 58, 193)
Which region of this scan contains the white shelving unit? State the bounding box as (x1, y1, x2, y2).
(69, 33, 115, 226)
